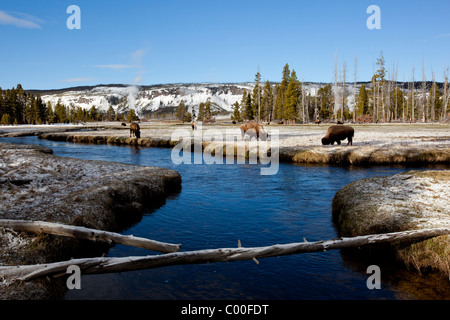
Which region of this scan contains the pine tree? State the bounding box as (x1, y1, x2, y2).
(231, 101, 241, 122)
(128, 108, 139, 122)
(197, 102, 205, 121)
(356, 84, 369, 117)
(261, 80, 273, 122)
(251, 71, 262, 121)
(175, 100, 187, 121)
(241, 91, 253, 120)
(204, 99, 212, 118)
(284, 69, 300, 121)
(317, 84, 333, 120)
(36, 94, 47, 124)
(274, 63, 290, 120)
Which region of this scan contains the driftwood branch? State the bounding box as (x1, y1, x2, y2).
(0, 219, 181, 254)
(1, 227, 450, 282)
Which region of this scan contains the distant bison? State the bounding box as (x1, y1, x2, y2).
(240, 122, 268, 141)
(321, 125, 354, 146)
(121, 122, 127, 127)
(315, 119, 321, 125)
(337, 120, 344, 124)
(130, 123, 141, 138)
(191, 121, 197, 130)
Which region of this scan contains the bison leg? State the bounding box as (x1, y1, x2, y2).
(347, 137, 353, 146)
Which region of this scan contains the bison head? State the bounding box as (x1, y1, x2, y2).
(321, 137, 330, 145)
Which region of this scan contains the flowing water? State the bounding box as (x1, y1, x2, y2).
(1, 136, 449, 300)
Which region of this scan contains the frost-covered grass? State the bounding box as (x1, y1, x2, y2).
(333, 170, 450, 276)
(0, 142, 181, 299)
(26, 121, 450, 165)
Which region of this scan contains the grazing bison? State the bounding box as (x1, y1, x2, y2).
(130, 123, 141, 138)
(121, 122, 127, 127)
(337, 120, 344, 124)
(321, 125, 354, 146)
(240, 122, 268, 141)
(315, 119, 321, 125)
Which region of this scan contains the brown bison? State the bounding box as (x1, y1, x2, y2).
(315, 119, 321, 125)
(321, 125, 354, 146)
(130, 123, 141, 138)
(240, 122, 268, 141)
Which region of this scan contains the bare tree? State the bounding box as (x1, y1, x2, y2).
(443, 67, 449, 121)
(421, 57, 427, 122)
(334, 52, 338, 121)
(341, 60, 346, 121)
(411, 66, 415, 123)
(431, 69, 436, 122)
(353, 55, 358, 122)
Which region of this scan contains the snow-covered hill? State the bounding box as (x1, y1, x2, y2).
(36, 82, 367, 117)
(38, 83, 255, 116)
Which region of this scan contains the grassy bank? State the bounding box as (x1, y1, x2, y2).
(332, 170, 450, 277)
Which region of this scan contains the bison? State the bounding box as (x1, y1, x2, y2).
(240, 122, 268, 141)
(130, 123, 141, 138)
(321, 125, 354, 146)
(191, 121, 197, 130)
(315, 119, 321, 125)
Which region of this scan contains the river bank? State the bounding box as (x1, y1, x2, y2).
(4, 122, 446, 166)
(333, 170, 450, 277)
(0, 142, 181, 299)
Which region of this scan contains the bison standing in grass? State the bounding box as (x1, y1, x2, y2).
(321, 125, 354, 146)
(240, 122, 268, 141)
(130, 123, 141, 138)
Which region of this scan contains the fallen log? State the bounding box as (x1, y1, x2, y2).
(0, 219, 181, 254)
(1, 227, 449, 282)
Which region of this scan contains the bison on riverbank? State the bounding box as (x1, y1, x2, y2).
(321, 125, 354, 146)
(130, 123, 141, 138)
(240, 122, 268, 141)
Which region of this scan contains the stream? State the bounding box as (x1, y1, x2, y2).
(1, 135, 449, 300)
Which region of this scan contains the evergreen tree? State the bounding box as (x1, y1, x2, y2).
(36, 94, 47, 124)
(241, 91, 253, 120)
(231, 101, 241, 122)
(284, 69, 301, 121)
(274, 63, 290, 119)
(356, 84, 369, 116)
(317, 84, 333, 120)
(89, 106, 98, 121)
(197, 102, 205, 121)
(175, 100, 187, 121)
(128, 108, 139, 122)
(251, 71, 262, 120)
(106, 106, 116, 122)
(261, 80, 273, 122)
(204, 99, 212, 118)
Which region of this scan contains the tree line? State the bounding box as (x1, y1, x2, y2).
(2, 53, 449, 125)
(0, 85, 140, 125)
(231, 54, 449, 124)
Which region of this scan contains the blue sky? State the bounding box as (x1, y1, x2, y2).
(1, 0, 449, 90)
